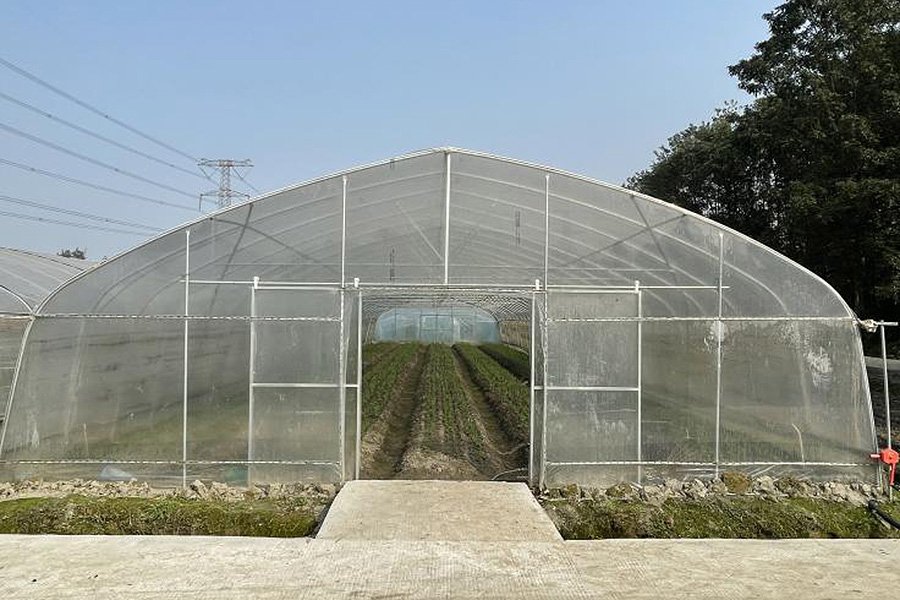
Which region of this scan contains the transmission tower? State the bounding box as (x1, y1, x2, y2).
(198, 158, 253, 209)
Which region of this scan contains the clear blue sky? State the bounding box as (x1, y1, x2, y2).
(0, 0, 777, 259)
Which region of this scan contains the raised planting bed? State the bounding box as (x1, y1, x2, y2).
(479, 343, 530, 382)
(454, 343, 529, 445)
(413, 344, 486, 466)
(361, 343, 420, 433)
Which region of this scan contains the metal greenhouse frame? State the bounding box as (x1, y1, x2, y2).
(0, 148, 879, 488)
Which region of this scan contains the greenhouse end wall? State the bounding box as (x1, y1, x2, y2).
(0, 148, 878, 488)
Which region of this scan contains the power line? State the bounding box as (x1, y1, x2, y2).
(232, 167, 260, 194)
(0, 193, 160, 232)
(0, 91, 208, 181)
(0, 121, 198, 199)
(0, 157, 201, 212)
(0, 55, 199, 164)
(0, 208, 152, 236)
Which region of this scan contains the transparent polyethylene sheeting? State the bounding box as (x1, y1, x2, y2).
(0, 148, 877, 487)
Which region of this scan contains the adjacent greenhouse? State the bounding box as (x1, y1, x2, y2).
(0, 148, 877, 488)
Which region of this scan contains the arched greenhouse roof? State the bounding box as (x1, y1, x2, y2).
(0, 247, 89, 315)
(37, 148, 854, 322)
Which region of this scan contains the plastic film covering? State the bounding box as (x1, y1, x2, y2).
(0, 247, 88, 314)
(0, 148, 876, 487)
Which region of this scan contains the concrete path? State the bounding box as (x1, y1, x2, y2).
(318, 479, 561, 542)
(1, 480, 899, 598)
(2, 534, 898, 598)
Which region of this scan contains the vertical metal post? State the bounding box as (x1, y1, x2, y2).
(247, 276, 258, 486)
(443, 152, 451, 285)
(540, 293, 549, 489)
(341, 175, 348, 286)
(882, 324, 892, 452)
(543, 174, 550, 287)
(882, 324, 893, 501)
(714, 232, 725, 478)
(355, 284, 363, 479)
(338, 288, 346, 482)
(182, 229, 190, 488)
(635, 280, 642, 485)
(529, 290, 536, 487)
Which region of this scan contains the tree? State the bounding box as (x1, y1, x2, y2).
(58, 247, 87, 260)
(629, 0, 900, 337)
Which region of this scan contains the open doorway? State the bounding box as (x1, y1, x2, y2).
(356, 294, 532, 482)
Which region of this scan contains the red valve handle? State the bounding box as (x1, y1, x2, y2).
(871, 448, 900, 487)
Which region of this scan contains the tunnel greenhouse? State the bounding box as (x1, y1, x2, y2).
(0, 148, 877, 488)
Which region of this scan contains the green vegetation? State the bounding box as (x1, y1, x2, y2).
(362, 343, 419, 432)
(480, 343, 530, 382)
(0, 495, 319, 537)
(362, 341, 397, 369)
(627, 0, 900, 352)
(455, 343, 529, 444)
(545, 497, 900, 539)
(416, 344, 486, 464)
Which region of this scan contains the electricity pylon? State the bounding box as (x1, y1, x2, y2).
(198, 158, 253, 209)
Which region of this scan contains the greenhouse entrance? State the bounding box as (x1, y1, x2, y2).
(355, 290, 534, 483)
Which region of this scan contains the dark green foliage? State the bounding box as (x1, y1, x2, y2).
(417, 344, 485, 463)
(455, 343, 529, 444)
(546, 496, 900, 539)
(362, 343, 419, 432)
(480, 343, 530, 382)
(0, 495, 318, 537)
(627, 0, 900, 352)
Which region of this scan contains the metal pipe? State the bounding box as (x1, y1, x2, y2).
(882, 323, 892, 451)
(543, 174, 550, 287)
(529, 292, 536, 487)
(181, 229, 190, 488)
(715, 232, 724, 478)
(355, 289, 363, 479)
(443, 152, 451, 285)
(540, 293, 549, 489)
(341, 175, 347, 286)
(247, 276, 258, 486)
(636, 280, 643, 484)
(338, 289, 346, 482)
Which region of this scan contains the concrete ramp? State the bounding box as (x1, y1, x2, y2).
(317, 480, 562, 542)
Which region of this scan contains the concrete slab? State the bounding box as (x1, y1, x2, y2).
(317, 479, 562, 542)
(0, 535, 589, 599)
(569, 538, 900, 598)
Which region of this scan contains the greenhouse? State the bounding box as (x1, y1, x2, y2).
(0, 148, 877, 488)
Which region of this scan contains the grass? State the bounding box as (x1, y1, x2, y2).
(544, 496, 900, 539)
(454, 343, 529, 444)
(0, 495, 320, 537)
(479, 343, 530, 382)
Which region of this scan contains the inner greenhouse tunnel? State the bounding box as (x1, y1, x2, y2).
(0, 148, 878, 489)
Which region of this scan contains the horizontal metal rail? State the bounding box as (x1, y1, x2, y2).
(37, 313, 341, 322)
(252, 382, 347, 389)
(0, 459, 340, 466)
(543, 385, 639, 392)
(546, 460, 870, 467)
(548, 315, 855, 323)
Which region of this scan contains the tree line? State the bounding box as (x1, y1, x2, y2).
(627, 0, 899, 354)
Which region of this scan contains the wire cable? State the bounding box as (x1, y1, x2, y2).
(232, 167, 260, 194)
(0, 121, 197, 199)
(0, 208, 151, 236)
(0, 157, 201, 212)
(0, 55, 199, 164)
(0, 193, 161, 232)
(0, 91, 208, 181)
